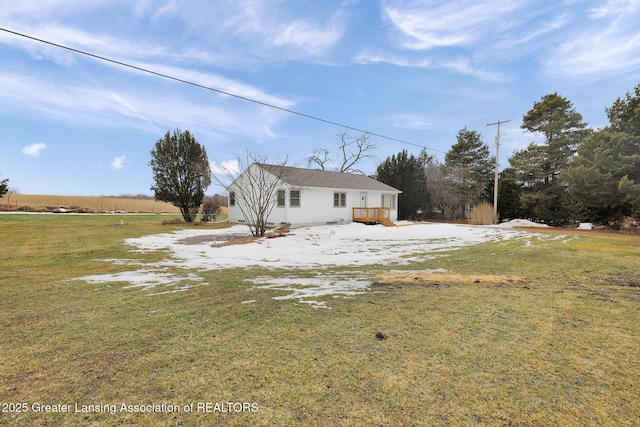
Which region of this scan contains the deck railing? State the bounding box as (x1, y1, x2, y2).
(352, 207, 390, 223)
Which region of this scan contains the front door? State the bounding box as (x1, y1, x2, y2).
(360, 192, 368, 208)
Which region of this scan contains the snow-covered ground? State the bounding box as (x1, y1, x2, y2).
(78, 222, 557, 307)
(494, 219, 550, 228)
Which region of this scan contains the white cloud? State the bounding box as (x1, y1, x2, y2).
(353, 49, 431, 68)
(354, 49, 503, 81)
(588, 0, 638, 18)
(119, 1, 347, 63)
(546, 0, 640, 78)
(22, 143, 47, 156)
(111, 155, 125, 170)
(438, 57, 505, 82)
(210, 159, 240, 176)
(385, 113, 433, 130)
(270, 14, 346, 57)
(383, 0, 522, 50)
(0, 70, 293, 141)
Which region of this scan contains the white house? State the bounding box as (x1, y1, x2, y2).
(227, 163, 402, 227)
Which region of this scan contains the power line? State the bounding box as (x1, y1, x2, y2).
(0, 27, 447, 154)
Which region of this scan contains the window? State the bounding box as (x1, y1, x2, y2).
(277, 190, 286, 207)
(381, 194, 396, 209)
(290, 190, 300, 207)
(229, 192, 236, 207)
(334, 192, 346, 207)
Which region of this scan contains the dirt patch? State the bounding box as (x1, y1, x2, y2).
(177, 233, 250, 245)
(212, 236, 259, 247)
(374, 272, 525, 286)
(265, 223, 291, 238)
(592, 272, 640, 288)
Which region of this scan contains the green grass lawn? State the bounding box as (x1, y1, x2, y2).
(1, 214, 639, 426)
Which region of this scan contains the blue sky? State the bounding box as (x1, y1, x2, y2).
(1, 0, 640, 196)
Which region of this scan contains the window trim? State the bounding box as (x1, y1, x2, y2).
(333, 192, 347, 207)
(277, 190, 286, 207)
(381, 193, 396, 210)
(290, 189, 301, 207)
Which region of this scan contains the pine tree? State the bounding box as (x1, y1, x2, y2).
(606, 83, 640, 136)
(444, 127, 494, 213)
(520, 92, 588, 184)
(564, 84, 640, 222)
(376, 150, 429, 219)
(510, 93, 589, 224)
(565, 126, 640, 221)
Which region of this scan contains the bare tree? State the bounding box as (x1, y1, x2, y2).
(424, 158, 465, 220)
(308, 132, 378, 174)
(307, 148, 330, 171)
(6, 187, 18, 206)
(214, 153, 289, 237)
(211, 193, 228, 207)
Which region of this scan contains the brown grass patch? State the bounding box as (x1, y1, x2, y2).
(212, 236, 259, 247)
(375, 271, 525, 286)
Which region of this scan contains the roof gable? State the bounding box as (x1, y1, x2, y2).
(256, 163, 401, 193)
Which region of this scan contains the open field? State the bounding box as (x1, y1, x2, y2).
(0, 194, 229, 215)
(1, 214, 639, 426)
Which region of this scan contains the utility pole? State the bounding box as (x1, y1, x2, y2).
(487, 119, 510, 223)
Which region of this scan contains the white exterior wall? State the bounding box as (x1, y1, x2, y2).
(227, 163, 281, 225)
(227, 199, 248, 225)
(275, 186, 349, 225)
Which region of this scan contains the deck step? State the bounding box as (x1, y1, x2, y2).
(378, 218, 395, 227)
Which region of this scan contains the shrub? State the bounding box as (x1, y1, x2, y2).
(469, 202, 497, 225)
(201, 197, 221, 222)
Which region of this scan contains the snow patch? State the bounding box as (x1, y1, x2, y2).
(495, 219, 550, 228)
(247, 276, 371, 309)
(75, 222, 555, 306)
(121, 223, 529, 271)
(78, 269, 207, 294)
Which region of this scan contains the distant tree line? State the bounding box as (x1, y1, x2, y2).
(375, 83, 640, 225)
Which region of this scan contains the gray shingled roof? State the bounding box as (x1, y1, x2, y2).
(257, 163, 401, 193)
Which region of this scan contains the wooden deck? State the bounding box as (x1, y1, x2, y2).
(352, 207, 394, 226)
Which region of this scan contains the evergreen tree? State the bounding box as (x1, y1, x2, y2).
(495, 167, 522, 220)
(510, 93, 589, 224)
(606, 83, 640, 136)
(520, 92, 589, 183)
(444, 127, 494, 211)
(376, 150, 429, 219)
(149, 129, 212, 222)
(565, 127, 640, 222)
(0, 175, 8, 199)
(564, 84, 640, 223)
